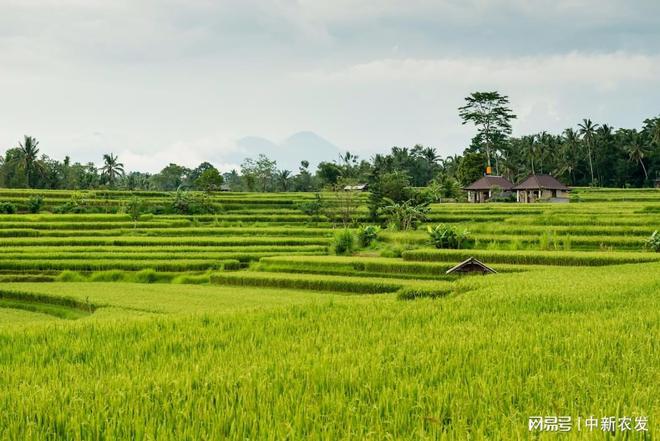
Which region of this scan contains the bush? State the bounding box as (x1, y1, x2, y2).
(379, 200, 429, 231)
(397, 286, 452, 300)
(0, 202, 17, 214)
(89, 270, 126, 282)
(55, 271, 86, 282)
(427, 224, 472, 249)
(132, 269, 159, 283)
(28, 195, 44, 213)
(357, 225, 380, 247)
(124, 196, 143, 226)
(645, 230, 660, 252)
(298, 193, 325, 223)
(333, 229, 355, 255)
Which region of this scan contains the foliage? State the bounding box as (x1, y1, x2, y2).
(27, 195, 44, 214)
(171, 190, 216, 215)
(241, 154, 277, 192)
(379, 200, 429, 231)
(0, 202, 17, 214)
(194, 167, 224, 193)
(53, 192, 90, 214)
(357, 225, 380, 247)
(298, 193, 325, 223)
(427, 224, 473, 249)
(644, 230, 660, 252)
(124, 196, 143, 226)
(326, 182, 361, 227)
(333, 229, 355, 255)
(459, 91, 517, 171)
(99, 153, 125, 187)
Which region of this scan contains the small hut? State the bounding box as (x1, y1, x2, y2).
(463, 176, 514, 203)
(512, 174, 570, 203)
(446, 257, 497, 275)
(343, 183, 368, 191)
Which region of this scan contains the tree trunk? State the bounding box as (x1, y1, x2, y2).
(640, 158, 648, 180)
(587, 145, 595, 186)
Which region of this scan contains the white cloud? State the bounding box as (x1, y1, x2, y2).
(1, 1, 659, 171)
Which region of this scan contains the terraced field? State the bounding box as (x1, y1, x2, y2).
(0, 188, 658, 439)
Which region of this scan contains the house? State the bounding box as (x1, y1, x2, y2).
(343, 183, 368, 191)
(463, 175, 514, 203)
(512, 174, 570, 203)
(446, 257, 497, 275)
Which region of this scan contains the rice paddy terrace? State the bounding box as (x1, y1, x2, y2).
(0, 187, 658, 439)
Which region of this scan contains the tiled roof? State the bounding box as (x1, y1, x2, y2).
(464, 175, 514, 191)
(512, 174, 570, 191)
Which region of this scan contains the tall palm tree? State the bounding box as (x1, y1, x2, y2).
(556, 128, 580, 184)
(17, 135, 44, 188)
(99, 153, 125, 187)
(624, 131, 649, 180)
(578, 119, 599, 186)
(521, 135, 538, 175)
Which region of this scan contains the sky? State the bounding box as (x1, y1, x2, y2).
(1, 0, 659, 172)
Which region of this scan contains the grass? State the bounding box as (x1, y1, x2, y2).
(0, 263, 657, 439)
(0, 189, 658, 438)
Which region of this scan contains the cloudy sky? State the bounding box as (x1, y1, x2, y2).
(1, 0, 659, 172)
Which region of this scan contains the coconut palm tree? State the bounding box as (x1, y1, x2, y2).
(99, 153, 125, 187)
(556, 128, 580, 184)
(578, 119, 599, 186)
(17, 135, 44, 188)
(277, 169, 292, 191)
(624, 131, 649, 180)
(521, 135, 539, 175)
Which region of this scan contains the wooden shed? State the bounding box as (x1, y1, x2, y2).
(445, 257, 497, 275)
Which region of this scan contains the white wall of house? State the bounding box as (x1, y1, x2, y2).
(517, 189, 569, 203)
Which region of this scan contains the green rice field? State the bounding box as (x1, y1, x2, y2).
(0, 188, 658, 439)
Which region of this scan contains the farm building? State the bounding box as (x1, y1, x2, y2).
(446, 257, 497, 275)
(463, 175, 514, 203)
(343, 183, 369, 191)
(513, 174, 570, 203)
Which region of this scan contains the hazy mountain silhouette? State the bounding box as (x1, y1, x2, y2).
(231, 131, 342, 171)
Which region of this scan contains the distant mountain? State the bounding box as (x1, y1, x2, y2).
(230, 131, 342, 171)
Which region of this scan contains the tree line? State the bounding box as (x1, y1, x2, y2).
(1, 92, 659, 193)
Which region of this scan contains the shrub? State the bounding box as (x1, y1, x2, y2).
(132, 269, 159, 283)
(298, 193, 325, 223)
(333, 229, 355, 255)
(55, 271, 86, 282)
(28, 195, 44, 213)
(645, 230, 660, 252)
(380, 244, 404, 258)
(397, 286, 452, 300)
(357, 225, 380, 247)
(124, 196, 143, 226)
(0, 202, 17, 214)
(427, 224, 472, 249)
(379, 200, 429, 231)
(89, 270, 126, 282)
(172, 190, 217, 215)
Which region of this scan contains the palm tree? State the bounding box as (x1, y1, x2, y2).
(556, 129, 580, 184)
(624, 131, 649, 180)
(277, 170, 292, 191)
(578, 119, 599, 186)
(99, 153, 125, 187)
(17, 135, 44, 188)
(521, 135, 538, 175)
